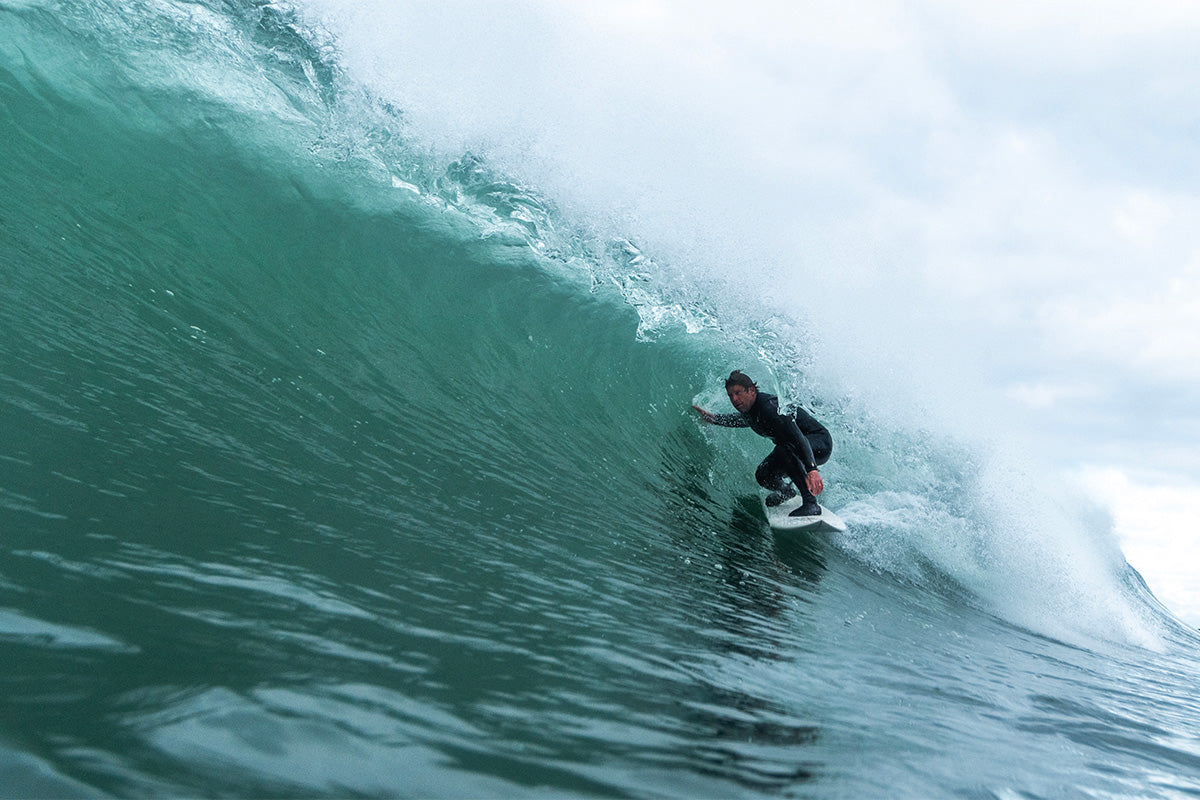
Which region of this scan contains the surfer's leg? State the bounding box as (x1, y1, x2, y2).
(784, 432, 831, 516)
(775, 446, 821, 516)
(756, 448, 796, 506)
(755, 448, 789, 491)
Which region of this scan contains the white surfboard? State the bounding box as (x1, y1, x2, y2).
(762, 494, 848, 533)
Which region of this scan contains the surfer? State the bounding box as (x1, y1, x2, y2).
(693, 370, 831, 517)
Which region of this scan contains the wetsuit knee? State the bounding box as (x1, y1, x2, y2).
(808, 432, 833, 467)
(755, 459, 786, 490)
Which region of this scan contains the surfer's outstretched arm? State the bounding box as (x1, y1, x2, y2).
(693, 406, 747, 428)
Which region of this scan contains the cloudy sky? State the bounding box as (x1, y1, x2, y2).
(303, 0, 1200, 624)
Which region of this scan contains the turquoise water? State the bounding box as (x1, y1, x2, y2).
(2, 2, 1199, 797)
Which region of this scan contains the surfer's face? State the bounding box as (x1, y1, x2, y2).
(726, 384, 756, 413)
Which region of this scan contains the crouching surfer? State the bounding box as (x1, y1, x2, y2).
(692, 370, 832, 517)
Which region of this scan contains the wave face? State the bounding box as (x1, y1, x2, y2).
(2, 2, 1199, 797)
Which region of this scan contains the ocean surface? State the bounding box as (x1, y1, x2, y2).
(2, 2, 1199, 797)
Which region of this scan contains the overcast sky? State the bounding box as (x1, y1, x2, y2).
(302, 0, 1200, 624)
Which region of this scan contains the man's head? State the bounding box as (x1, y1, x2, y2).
(725, 370, 757, 413)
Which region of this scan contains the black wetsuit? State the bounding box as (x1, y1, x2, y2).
(711, 391, 832, 503)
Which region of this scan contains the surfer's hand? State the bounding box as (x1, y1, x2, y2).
(807, 469, 824, 496)
(692, 405, 716, 423)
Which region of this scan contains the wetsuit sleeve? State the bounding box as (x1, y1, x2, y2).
(708, 413, 749, 428)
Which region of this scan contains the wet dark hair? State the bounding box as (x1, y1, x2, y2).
(724, 370, 756, 390)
